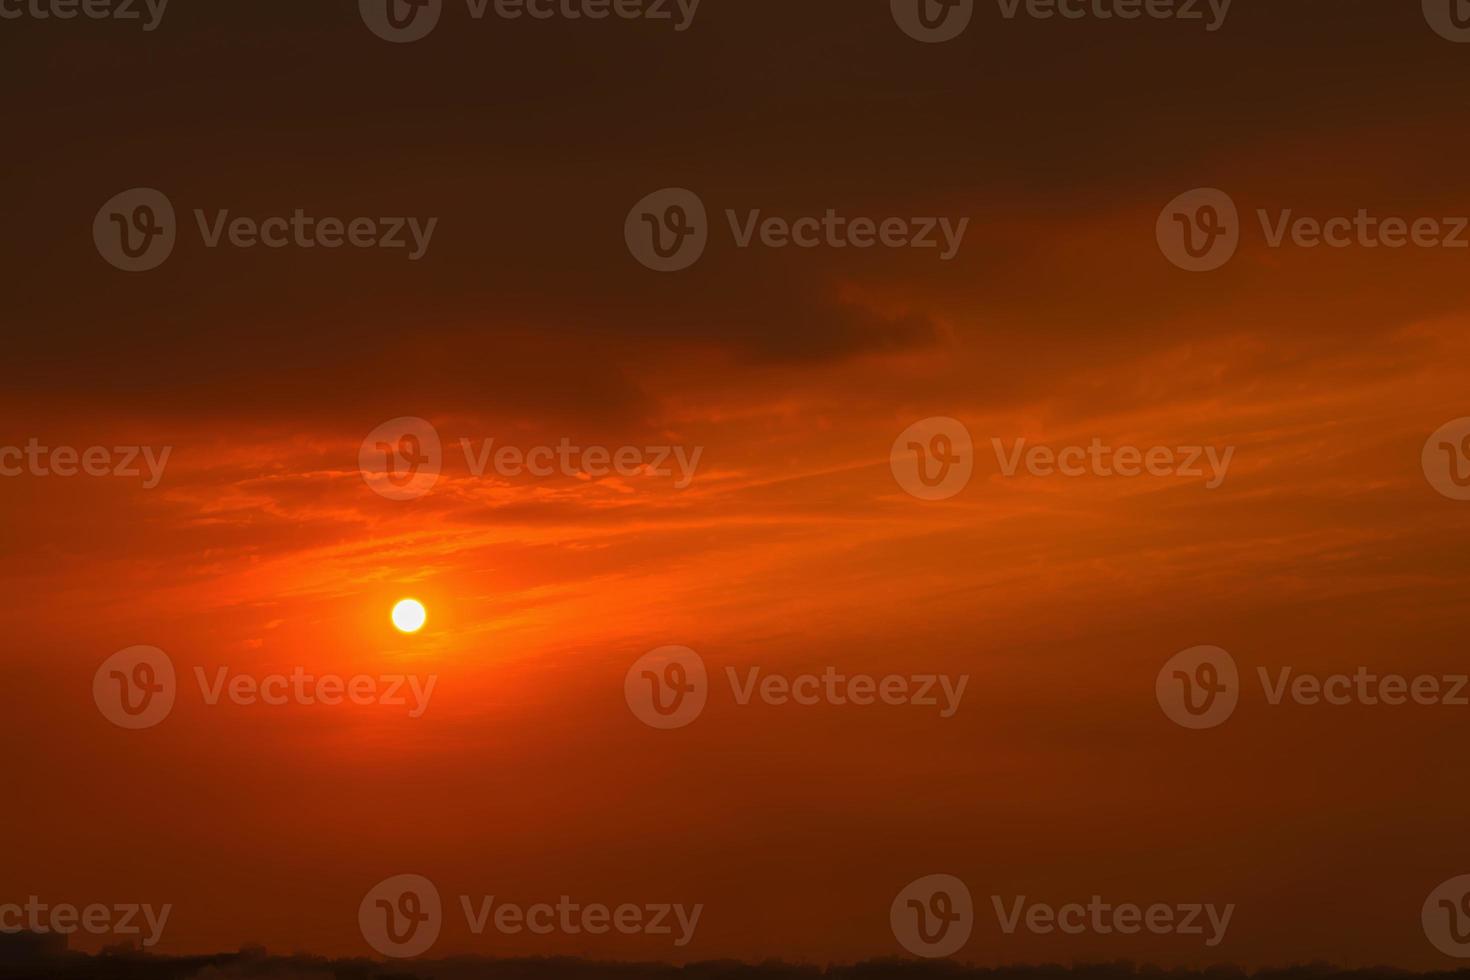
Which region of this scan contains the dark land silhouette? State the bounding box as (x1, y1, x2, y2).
(3, 941, 1470, 980)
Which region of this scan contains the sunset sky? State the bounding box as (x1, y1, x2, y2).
(4, 0, 1470, 970)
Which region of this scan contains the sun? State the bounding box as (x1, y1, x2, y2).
(391, 598, 427, 634)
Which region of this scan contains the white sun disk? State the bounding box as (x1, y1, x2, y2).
(392, 599, 427, 633)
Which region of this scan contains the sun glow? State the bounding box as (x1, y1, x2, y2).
(392, 598, 427, 633)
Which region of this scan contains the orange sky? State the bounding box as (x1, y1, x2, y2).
(4, 0, 1470, 970)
